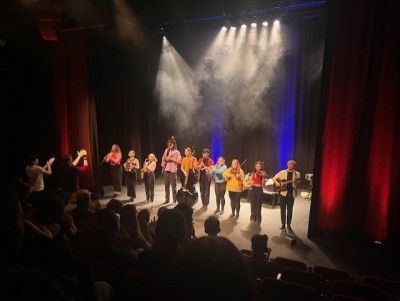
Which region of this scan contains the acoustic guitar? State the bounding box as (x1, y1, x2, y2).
(273, 178, 299, 193)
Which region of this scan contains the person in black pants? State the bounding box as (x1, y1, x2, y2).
(272, 160, 301, 229)
(197, 148, 214, 211)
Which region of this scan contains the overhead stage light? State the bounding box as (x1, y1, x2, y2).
(262, 21, 268, 26)
(241, 24, 247, 29)
(274, 20, 280, 25)
(251, 23, 257, 28)
(222, 26, 227, 31)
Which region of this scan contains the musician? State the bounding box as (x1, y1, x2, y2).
(223, 159, 245, 219)
(197, 148, 214, 211)
(249, 162, 268, 223)
(161, 137, 181, 204)
(124, 150, 140, 202)
(180, 147, 198, 194)
(142, 153, 157, 203)
(272, 160, 301, 229)
(207, 156, 227, 214)
(104, 144, 123, 198)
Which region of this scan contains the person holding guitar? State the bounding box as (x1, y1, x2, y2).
(272, 160, 301, 230)
(249, 161, 268, 224)
(161, 137, 181, 204)
(223, 159, 245, 219)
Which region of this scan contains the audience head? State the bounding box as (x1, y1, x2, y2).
(76, 190, 90, 212)
(138, 208, 150, 226)
(174, 203, 193, 226)
(165, 236, 254, 300)
(119, 204, 140, 238)
(95, 208, 120, 235)
(106, 198, 123, 215)
(157, 206, 168, 218)
(155, 209, 185, 248)
(251, 234, 269, 256)
(204, 216, 221, 236)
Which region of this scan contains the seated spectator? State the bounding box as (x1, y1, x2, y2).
(241, 234, 277, 280)
(106, 198, 123, 217)
(90, 192, 101, 213)
(138, 208, 154, 245)
(0, 185, 81, 301)
(164, 236, 255, 301)
(174, 202, 196, 242)
(118, 204, 151, 254)
(204, 215, 221, 236)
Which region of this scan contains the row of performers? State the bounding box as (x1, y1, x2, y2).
(104, 137, 300, 228)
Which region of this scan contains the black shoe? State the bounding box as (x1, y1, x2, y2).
(219, 210, 224, 215)
(214, 209, 220, 214)
(279, 224, 286, 229)
(229, 213, 235, 218)
(164, 200, 170, 204)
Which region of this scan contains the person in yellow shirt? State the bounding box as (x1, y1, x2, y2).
(223, 159, 245, 219)
(180, 147, 198, 195)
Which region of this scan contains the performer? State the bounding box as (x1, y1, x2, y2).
(142, 153, 157, 203)
(161, 137, 181, 204)
(207, 156, 227, 214)
(58, 149, 89, 203)
(197, 148, 214, 211)
(104, 144, 123, 197)
(272, 159, 301, 229)
(180, 147, 198, 195)
(123, 150, 140, 201)
(248, 161, 268, 223)
(223, 159, 245, 219)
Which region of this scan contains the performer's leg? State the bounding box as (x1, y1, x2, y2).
(250, 189, 256, 221)
(255, 187, 263, 223)
(287, 195, 295, 226)
(279, 194, 287, 227)
(229, 191, 235, 217)
(171, 172, 177, 203)
(214, 183, 221, 212)
(164, 172, 170, 203)
(220, 182, 226, 214)
(149, 174, 155, 202)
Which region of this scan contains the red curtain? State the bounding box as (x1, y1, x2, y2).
(317, 0, 399, 241)
(53, 30, 96, 191)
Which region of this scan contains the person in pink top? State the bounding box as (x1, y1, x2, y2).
(161, 137, 182, 204)
(105, 144, 123, 197)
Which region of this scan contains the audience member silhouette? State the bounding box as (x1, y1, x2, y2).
(164, 236, 255, 301)
(118, 204, 151, 254)
(204, 215, 221, 236)
(0, 185, 81, 301)
(138, 208, 155, 245)
(174, 202, 196, 242)
(241, 234, 278, 280)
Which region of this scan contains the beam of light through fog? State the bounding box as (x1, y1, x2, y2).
(155, 37, 202, 133)
(195, 22, 288, 131)
(114, 0, 146, 48)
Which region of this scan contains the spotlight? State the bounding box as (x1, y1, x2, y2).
(222, 26, 227, 31)
(241, 24, 247, 29)
(274, 20, 280, 25)
(231, 26, 236, 29)
(251, 22, 257, 28)
(262, 21, 268, 26)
